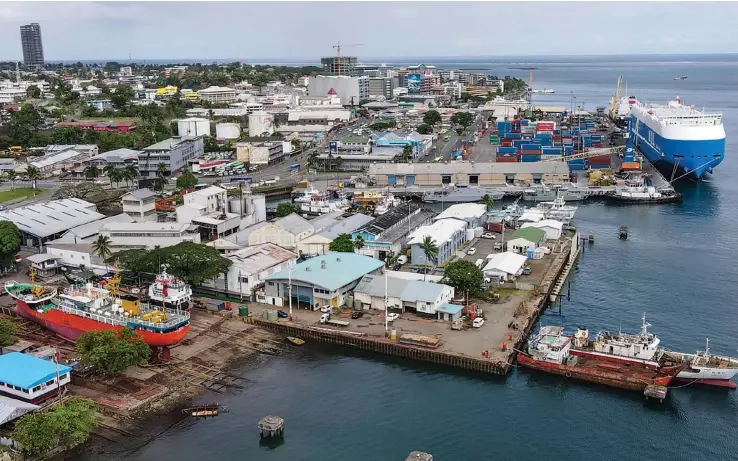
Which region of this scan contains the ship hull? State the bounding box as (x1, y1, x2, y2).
(517, 354, 675, 392)
(570, 348, 661, 370)
(14, 300, 189, 347)
(673, 376, 737, 389)
(629, 115, 726, 180)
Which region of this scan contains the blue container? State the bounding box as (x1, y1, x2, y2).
(521, 155, 541, 162)
(542, 147, 562, 155)
(552, 142, 562, 147)
(568, 164, 586, 171)
(591, 134, 602, 142)
(513, 140, 525, 148)
(496, 152, 517, 158)
(520, 119, 530, 126)
(521, 144, 540, 151)
(589, 163, 610, 169)
(507, 133, 522, 140)
(497, 146, 518, 154)
(564, 146, 574, 154)
(568, 158, 585, 165)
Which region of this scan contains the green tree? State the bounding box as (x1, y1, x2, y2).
(451, 111, 474, 132)
(161, 242, 232, 286)
(400, 144, 413, 162)
(91, 234, 112, 261)
(0, 318, 14, 347)
(52, 126, 85, 144)
(8, 104, 42, 147)
(329, 233, 355, 253)
(12, 397, 96, 458)
(0, 221, 22, 269)
(25, 165, 42, 196)
(354, 235, 365, 251)
(481, 194, 494, 212)
(176, 168, 198, 189)
(416, 123, 433, 135)
(423, 109, 442, 126)
(443, 259, 485, 297)
(419, 235, 438, 281)
(111, 84, 134, 110)
(276, 202, 300, 217)
(455, 127, 464, 136)
(103, 164, 119, 187)
(52, 182, 107, 201)
(124, 164, 139, 187)
(83, 165, 99, 180)
(26, 85, 41, 99)
(5, 170, 16, 190)
(77, 328, 151, 377)
(154, 162, 168, 192)
(306, 151, 319, 170)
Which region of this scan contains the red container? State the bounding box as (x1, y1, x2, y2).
(521, 150, 541, 155)
(501, 141, 513, 147)
(536, 121, 556, 132)
(495, 155, 519, 163)
(588, 154, 611, 165)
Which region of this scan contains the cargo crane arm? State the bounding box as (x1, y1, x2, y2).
(540, 146, 625, 163)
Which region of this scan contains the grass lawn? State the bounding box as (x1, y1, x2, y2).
(0, 188, 47, 202)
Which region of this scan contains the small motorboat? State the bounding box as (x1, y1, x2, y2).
(287, 336, 305, 346)
(183, 403, 225, 418)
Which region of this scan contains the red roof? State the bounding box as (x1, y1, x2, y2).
(2, 104, 19, 111)
(327, 88, 337, 95)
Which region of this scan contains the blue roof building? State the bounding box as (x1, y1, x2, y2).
(0, 353, 72, 403)
(263, 252, 384, 310)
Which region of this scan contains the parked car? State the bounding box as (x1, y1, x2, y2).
(391, 263, 402, 271)
(319, 313, 331, 324)
(481, 232, 496, 239)
(277, 310, 289, 318)
(386, 312, 399, 322)
(351, 311, 364, 319)
(522, 266, 532, 276)
(467, 247, 477, 256)
(494, 242, 503, 251)
(320, 305, 333, 313)
(472, 317, 485, 328)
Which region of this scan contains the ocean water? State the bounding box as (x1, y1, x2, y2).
(77, 55, 738, 461)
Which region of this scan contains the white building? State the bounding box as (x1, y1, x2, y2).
(198, 86, 237, 104)
(138, 136, 204, 178)
(482, 251, 527, 282)
(521, 220, 564, 241)
(433, 203, 488, 229)
(408, 219, 468, 267)
(238, 213, 314, 250)
(235, 139, 284, 165)
(203, 243, 297, 299)
(353, 274, 455, 314)
(0, 353, 72, 403)
(30, 149, 87, 174)
(100, 222, 201, 249)
(248, 111, 275, 137)
(176, 186, 241, 240)
(308, 75, 369, 106)
(298, 76, 309, 87)
(121, 189, 157, 222)
(177, 118, 211, 137)
(47, 213, 134, 245)
(507, 227, 546, 254)
(45, 243, 106, 272)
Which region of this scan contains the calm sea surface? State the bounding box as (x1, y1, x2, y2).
(79, 55, 738, 461)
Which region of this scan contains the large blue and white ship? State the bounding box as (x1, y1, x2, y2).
(623, 96, 725, 180)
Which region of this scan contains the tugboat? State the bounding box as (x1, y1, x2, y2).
(518, 325, 683, 400)
(147, 265, 192, 310)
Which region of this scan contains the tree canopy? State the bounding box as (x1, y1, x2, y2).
(416, 123, 433, 135)
(443, 260, 485, 297)
(0, 318, 14, 347)
(329, 233, 356, 253)
(111, 242, 232, 286)
(451, 111, 474, 131)
(8, 104, 42, 147)
(12, 397, 97, 458)
(176, 168, 198, 189)
(276, 203, 300, 217)
(423, 109, 442, 126)
(77, 328, 151, 377)
(26, 85, 41, 99)
(0, 221, 21, 268)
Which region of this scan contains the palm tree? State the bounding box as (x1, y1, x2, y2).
(109, 168, 124, 188)
(25, 166, 41, 197)
(103, 164, 117, 188)
(306, 151, 319, 170)
(481, 194, 494, 212)
(419, 235, 438, 282)
(402, 145, 413, 162)
(5, 171, 16, 190)
(83, 165, 99, 181)
(155, 162, 167, 193)
(91, 234, 112, 261)
(124, 164, 139, 188)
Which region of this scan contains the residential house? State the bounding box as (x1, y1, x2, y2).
(433, 203, 488, 229)
(26, 254, 60, 278)
(203, 243, 297, 299)
(262, 252, 384, 309)
(122, 189, 157, 222)
(408, 219, 468, 266)
(353, 274, 454, 315)
(507, 227, 546, 254)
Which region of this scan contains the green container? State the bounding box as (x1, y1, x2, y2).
(238, 306, 249, 317)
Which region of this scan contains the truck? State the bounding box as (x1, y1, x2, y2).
(327, 319, 350, 328)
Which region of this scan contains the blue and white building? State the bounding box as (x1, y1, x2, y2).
(0, 353, 72, 403)
(408, 219, 468, 267)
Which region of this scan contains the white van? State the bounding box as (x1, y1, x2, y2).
(397, 255, 408, 265)
(475, 258, 484, 269)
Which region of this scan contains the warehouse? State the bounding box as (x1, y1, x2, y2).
(369, 161, 570, 187)
(0, 198, 105, 248)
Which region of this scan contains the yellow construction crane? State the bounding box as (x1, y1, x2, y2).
(609, 75, 623, 120)
(332, 42, 364, 76)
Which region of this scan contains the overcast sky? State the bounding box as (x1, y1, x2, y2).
(2, 2, 737, 62)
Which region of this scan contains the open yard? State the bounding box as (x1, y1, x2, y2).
(0, 187, 46, 202)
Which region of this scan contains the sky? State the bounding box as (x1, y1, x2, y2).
(2, 1, 738, 62)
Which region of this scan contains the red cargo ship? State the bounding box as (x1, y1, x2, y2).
(5, 270, 190, 348)
(518, 326, 683, 401)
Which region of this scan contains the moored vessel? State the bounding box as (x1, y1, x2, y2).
(422, 184, 503, 203)
(518, 325, 682, 400)
(147, 265, 192, 310)
(663, 339, 738, 389)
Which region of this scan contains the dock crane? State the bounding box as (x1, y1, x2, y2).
(332, 42, 364, 76)
(608, 75, 623, 121)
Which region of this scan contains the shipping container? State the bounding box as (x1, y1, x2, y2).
(542, 147, 562, 155)
(569, 164, 586, 171)
(521, 154, 541, 162)
(507, 133, 522, 140)
(589, 163, 610, 170)
(497, 146, 518, 154)
(496, 155, 519, 163)
(621, 161, 641, 170)
(520, 119, 530, 126)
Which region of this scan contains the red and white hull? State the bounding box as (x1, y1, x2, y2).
(570, 348, 661, 370)
(14, 300, 189, 347)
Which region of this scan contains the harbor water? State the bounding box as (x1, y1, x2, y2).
(76, 55, 738, 461)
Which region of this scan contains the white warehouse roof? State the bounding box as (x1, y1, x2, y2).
(483, 251, 527, 276)
(31, 149, 84, 169)
(0, 199, 104, 238)
(408, 219, 466, 246)
(433, 203, 487, 222)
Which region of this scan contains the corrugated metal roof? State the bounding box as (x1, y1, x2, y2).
(433, 203, 487, 222)
(0, 198, 104, 238)
(408, 219, 466, 246)
(228, 243, 296, 275)
(0, 395, 39, 426)
(31, 149, 84, 169)
(0, 353, 72, 390)
(354, 274, 450, 303)
(265, 252, 383, 292)
(275, 213, 313, 235)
